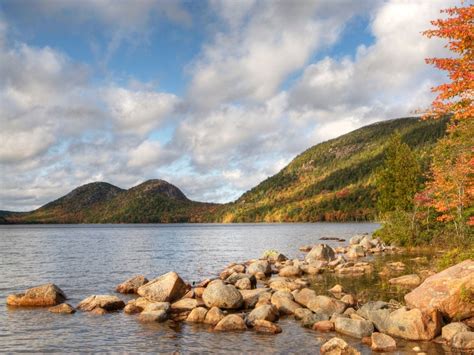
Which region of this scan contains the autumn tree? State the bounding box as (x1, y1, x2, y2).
(423, 5, 474, 241)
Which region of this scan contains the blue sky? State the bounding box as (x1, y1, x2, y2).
(0, 0, 454, 210)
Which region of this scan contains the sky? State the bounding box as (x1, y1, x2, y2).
(0, 0, 455, 211)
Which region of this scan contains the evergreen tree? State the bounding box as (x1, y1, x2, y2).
(376, 132, 421, 214)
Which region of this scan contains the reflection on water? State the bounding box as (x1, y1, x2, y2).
(0, 223, 447, 353)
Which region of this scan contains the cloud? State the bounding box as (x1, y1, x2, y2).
(127, 140, 179, 168)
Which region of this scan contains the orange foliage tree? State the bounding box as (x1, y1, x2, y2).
(423, 4, 473, 238)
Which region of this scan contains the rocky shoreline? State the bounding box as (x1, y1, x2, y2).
(6, 234, 474, 354)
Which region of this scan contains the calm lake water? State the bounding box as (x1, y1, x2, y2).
(0, 223, 446, 353)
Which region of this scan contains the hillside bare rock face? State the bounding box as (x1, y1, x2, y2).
(77, 295, 125, 312)
(137, 272, 188, 303)
(305, 244, 336, 263)
(405, 260, 474, 321)
(7, 283, 66, 307)
(202, 280, 243, 309)
(362, 306, 441, 340)
(214, 314, 247, 331)
(48, 303, 76, 314)
(320, 337, 360, 355)
(334, 317, 374, 338)
(116, 275, 148, 294)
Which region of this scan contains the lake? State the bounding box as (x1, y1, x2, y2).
(0, 223, 445, 353)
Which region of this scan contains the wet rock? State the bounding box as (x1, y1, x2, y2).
(214, 314, 246, 331)
(388, 274, 421, 288)
(171, 298, 204, 311)
(405, 259, 474, 321)
(363, 306, 441, 340)
(143, 302, 171, 313)
(301, 310, 329, 328)
(204, 306, 225, 325)
(239, 288, 270, 309)
(442, 322, 470, 342)
(294, 288, 318, 307)
(268, 277, 302, 292)
(247, 304, 279, 325)
(386, 261, 406, 272)
(451, 331, 474, 351)
(356, 301, 389, 320)
(299, 245, 312, 252)
(313, 320, 335, 332)
(294, 308, 313, 320)
(115, 275, 148, 294)
(7, 283, 66, 307)
(235, 277, 253, 290)
(247, 260, 272, 275)
(300, 265, 321, 275)
(335, 317, 374, 338)
(48, 303, 75, 314)
(371, 332, 396, 352)
(77, 295, 125, 312)
(279, 265, 302, 277)
(254, 319, 282, 334)
(255, 292, 273, 308)
(138, 309, 168, 323)
(271, 291, 302, 315)
(202, 280, 243, 309)
(320, 337, 360, 355)
(307, 295, 347, 315)
(124, 303, 142, 314)
(186, 307, 208, 323)
(346, 245, 365, 259)
(137, 271, 188, 303)
(91, 307, 107, 315)
(305, 244, 336, 263)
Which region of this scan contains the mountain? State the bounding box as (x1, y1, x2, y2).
(216, 117, 448, 222)
(5, 179, 219, 224)
(1, 117, 448, 224)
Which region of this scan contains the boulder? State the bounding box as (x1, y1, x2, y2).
(335, 317, 374, 338)
(313, 320, 335, 332)
(346, 245, 365, 259)
(301, 310, 329, 328)
(388, 274, 421, 288)
(264, 252, 288, 263)
(171, 298, 204, 311)
(356, 301, 389, 320)
(442, 322, 470, 342)
(138, 309, 168, 323)
(299, 245, 312, 252)
(124, 303, 142, 314)
(254, 320, 282, 334)
(7, 283, 66, 307)
(247, 304, 279, 325)
(451, 331, 474, 351)
(77, 295, 125, 312)
(294, 288, 318, 307)
(268, 278, 302, 292)
(405, 259, 474, 321)
(341, 294, 357, 307)
(363, 306, 441, 341)
(350, 235, 364, 245)
(194, 287, 206, 298)
(307, 295, 347, 315)
(186, 307, 208, 323)
(48, 303, 75, 314)
(202, 280, 243, 309)
(137, 272, 188, 303)
(143, 302, 171, 313)
(320, 337, 360, 355)
(235, 278, 253, 290)
(279, 266, 302, 277)
(240, 288, 271, 309)
(329, 284, 344, 294)
(214, 314, 247, 331)
(271, 291, 302, 315)
(226, 273, 254, 285)
(204, 306, 225, 325)
(371, 332, 396, 352)
(294, 308, 314, 320)
(305, 244, 336, 263)
(115, 275, 148, 294)
(247, 260, 271, 275)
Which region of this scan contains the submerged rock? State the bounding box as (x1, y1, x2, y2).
(254, 319, 282, 334)
(48, 303, 75, 314)
(371, 332, 396, 352)
(7, 283, 66, 307)
(405, 259, 474, 321)
(77, 295, 125, 313)
(116, 275, 148, 294)
(202, 280, 243, 309)
(137, 271, 188, 303)
(320, 337, 360, 355)
(214, 314, 246, 331)
(388, 274, 421, 288)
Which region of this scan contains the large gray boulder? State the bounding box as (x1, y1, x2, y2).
(305, 244, 336, 263)
(334, 317, 374, 338)
(202, 280, 243, 309)
(247, 260, 272, 275)
(137, 271, 188, 302)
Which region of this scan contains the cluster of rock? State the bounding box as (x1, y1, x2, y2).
(5, 238, 474, 353)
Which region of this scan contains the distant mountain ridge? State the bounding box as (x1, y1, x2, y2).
(1, 117, 448, 224)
